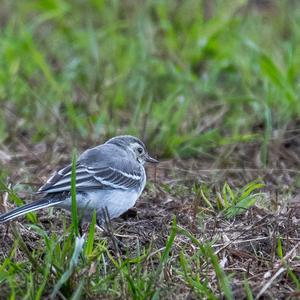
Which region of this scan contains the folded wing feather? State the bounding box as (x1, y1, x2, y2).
(38, 161, 142, 194)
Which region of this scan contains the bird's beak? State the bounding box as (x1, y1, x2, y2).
(145, 153, 159, 163)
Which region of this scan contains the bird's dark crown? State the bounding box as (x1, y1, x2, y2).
(106, 135, 146, 150)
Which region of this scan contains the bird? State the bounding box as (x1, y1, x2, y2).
(0, 135, 158, 226)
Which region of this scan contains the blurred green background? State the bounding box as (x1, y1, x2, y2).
(1, 0, 299, 158)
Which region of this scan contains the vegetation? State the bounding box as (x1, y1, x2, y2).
(0, 0, 299, 299)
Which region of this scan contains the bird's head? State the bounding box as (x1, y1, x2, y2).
(106, 135, 158, 165)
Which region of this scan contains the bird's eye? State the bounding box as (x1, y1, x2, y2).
(137, 147, 144, 154)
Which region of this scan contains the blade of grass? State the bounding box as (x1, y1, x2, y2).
(286, 266, 300, 290)
(71, 150, 79, 237)
(146, 217, 177, 299)
(277, 237, 283, 259)
(243, 276, 254, 300)
(85, 209, 96, 257)
(205, 246, 233, 300)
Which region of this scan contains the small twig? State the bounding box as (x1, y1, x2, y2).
(255, 242, 300, 299)
(114, 233, 138, 239)
(3, 184, 9, 211)
(1, 185, 11, 238)
(212, 236, 270, 247)
(147, 247, 166, 260)
(255, 267, 286, 299)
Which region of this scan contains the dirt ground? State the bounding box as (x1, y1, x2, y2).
(0, 126, 300, 299)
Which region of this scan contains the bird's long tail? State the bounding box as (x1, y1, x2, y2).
(0, 197, 63, 223)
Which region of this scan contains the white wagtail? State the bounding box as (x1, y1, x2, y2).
(0, 135, 158, 225)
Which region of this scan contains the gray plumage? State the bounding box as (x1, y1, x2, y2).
(0, 135, 158, 224)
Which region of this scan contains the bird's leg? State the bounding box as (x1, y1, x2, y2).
(79, 220, 89, 237)
(101, 207, 126, 250)
(96, 219, 105, 232)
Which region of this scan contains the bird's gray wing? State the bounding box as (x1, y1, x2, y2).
(38, 159, 143, 194)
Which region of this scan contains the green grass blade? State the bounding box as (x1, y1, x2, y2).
(160, 217, 177, 264)
(147, 217, 177, 298)
(277, 237, 283, 259)
(206, 246, 233, 300)
(85, 209, 96, 257)
(243, 276, 254, 300)
(286, 266, 300, 290)
(71, 150, 79, 237)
